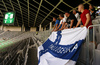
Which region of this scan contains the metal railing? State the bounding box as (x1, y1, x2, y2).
(32, 24, 100, 65)
(86, 24, 100, 65)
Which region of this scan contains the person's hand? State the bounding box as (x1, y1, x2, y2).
(59, 29, 62, 31)
(69, 27, 71, 29)
(59, 29, 61, 31)
(80, 25, 84, 27)
(65, 23, 67, 25)
(54, 29, 57, 32)
(64, 27, 68, 29)
(61, 22, 63, 24)
(73, 26, 76, 28)
(89, 8, 91, 11)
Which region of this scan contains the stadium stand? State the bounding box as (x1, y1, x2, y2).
(1, 24, 100, 65)
(34, 29, 52, 42)
(92, 16, 100, 25)
(0, 31, 37, 65)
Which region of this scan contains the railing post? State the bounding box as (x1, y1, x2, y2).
(86, 24, 100, 65)
(1, 25, 4, 31)
(86, 28, 90, 65)
(50, 22, 52, 30)
(39, 24, 42, 31)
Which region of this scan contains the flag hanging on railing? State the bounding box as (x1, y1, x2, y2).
(38, 27, 87, 65)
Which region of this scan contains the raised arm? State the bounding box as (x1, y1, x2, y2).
(89, 9, 94, 14)
(70, 19, 74, 28)
(52, 24, 58, 32)
(52, 26, 55, 32)
(59, 22, 66, 30)
(55, 24, 61, 31)
(76, 19, 81, 27)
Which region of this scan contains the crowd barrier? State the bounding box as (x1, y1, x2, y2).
(87, 24, 100, 65)
(76, 24, 100, 65)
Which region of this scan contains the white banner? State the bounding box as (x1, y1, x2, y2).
(38, 27, 87, 65)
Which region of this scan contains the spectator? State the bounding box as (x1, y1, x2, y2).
(73, 10, 80, 21)
(76, 4, 93, 42)
(96, 8, 100, 16)
(52, 17, 60, 32)
(55, 14, 66, 31)
(89, 4, 96, 20)
(64, 11, 78, 29)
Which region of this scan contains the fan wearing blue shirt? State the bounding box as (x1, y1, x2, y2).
(52, 17, 60, 32)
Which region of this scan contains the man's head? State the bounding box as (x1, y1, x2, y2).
(59, 14, 64, 20)
(53, 17, 57, 22)
(73, 10, 77, 14)
(78, 4, 84, 12)
(65, 10, 70, 17)
(89, 4, 93, 9)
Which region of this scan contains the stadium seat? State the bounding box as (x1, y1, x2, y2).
(96, 33, 100, 44)
(92, 20, 99, 25)
(97, 44, 100, 50)
(93, 49, 100, 65)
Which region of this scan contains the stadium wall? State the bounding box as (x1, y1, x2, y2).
(30, 27, 43, 31)
(0, 26, 42, 32)
(30, 27, 36, 32)
(0, 26, 22, 31)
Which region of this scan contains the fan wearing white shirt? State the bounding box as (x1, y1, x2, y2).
(96, 8, 100, 16)
(73, 10, 80, 21)
(55, 14, 66, 31)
